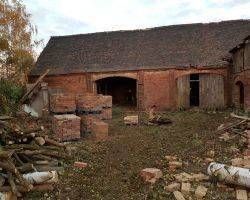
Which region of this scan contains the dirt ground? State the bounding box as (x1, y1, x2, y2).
(26, 107, 244, 200)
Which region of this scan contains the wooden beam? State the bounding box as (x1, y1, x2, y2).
(20, 69, 50, 104)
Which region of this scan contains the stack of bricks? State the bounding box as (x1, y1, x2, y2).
(50, 92, 81, 141)
(91, 118, 109, 140)
(52, 114, 81, 142)
(50, 93, 76, 113)
(79, 114, 96, 136)
(76, 93, 102, 113)
(76, 93, 111, 138)
(99, 95, 112, 120)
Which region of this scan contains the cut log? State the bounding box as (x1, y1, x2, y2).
(230, 113, 250, 121)
(0, 116, 13, 120)
(13, 152, 24, 166)
(0, 151, 14, 159)
(17, 164, 35, 173)
(44, 136, 65, 148)
(7, 172, 22, 197)
(0, 184, 54, 193)
(20, 69, 50, 104)
(34, 137, 45, 146)
(31, 154, 55, 161)
(216, 120, 247, 133)
(20, 149, 69, 159)
(0, 175, 5, 187)
(0, 160, 33, 191)
(34, 165, 64, 172)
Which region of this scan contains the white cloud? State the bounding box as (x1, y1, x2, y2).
(23, 0, 250, 53)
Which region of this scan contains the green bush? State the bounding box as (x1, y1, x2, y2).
(0, 79, 24, 115)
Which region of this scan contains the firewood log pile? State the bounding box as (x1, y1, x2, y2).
(0, 115, 69, 197)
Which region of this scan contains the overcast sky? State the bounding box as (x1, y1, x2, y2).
(23, 0, 250, 53)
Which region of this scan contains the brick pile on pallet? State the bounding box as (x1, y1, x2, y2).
(99, 95, 112, 120)
(79, 114, 97, 136)
(91, 118, 109, 140)
(50, 92, 81, 141)
(52, 114, 81, 142)
(50, 93, 76, 114)
(76, 93, 111, 138)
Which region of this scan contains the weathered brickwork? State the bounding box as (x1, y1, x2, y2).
(231, 38, 250, 111)
(30, 74, 88, 95)
(30, 67, 229, 111)
(142, 67, 228, 110)
(232, 71, 250, 110)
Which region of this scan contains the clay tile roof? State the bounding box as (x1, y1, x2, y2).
(230, 35, 250, 53)
(31, 19, 250, 75)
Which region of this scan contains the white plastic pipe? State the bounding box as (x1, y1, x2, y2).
(207, 162, 250, 188)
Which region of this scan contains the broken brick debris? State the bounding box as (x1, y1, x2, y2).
(173, 191, 185, 200)
(124, 115, 138, 125)
(74, 162, 88, 169)
(140, 168, 163, 184)
(195, 185, 208, 199)
(181, 182, 191, 194)
(165, 182, 180, 192)
(236, 189, 248, 200)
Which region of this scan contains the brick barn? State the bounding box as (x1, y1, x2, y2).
(230, 35, 250, 110)
(29, 20, 250, 111)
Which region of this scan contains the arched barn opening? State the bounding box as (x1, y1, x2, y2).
(235, 81, 244, 107)
(96, 77, 137, 107)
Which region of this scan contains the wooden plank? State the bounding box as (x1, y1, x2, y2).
(177, 75, 190, 109)
(20, 69, 50, 104)
(199, 74, 224, 109)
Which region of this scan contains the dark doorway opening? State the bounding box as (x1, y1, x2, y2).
(96, 77, 137, 106)
(190, 74, 199, 106)
(236, 81, 244, 107)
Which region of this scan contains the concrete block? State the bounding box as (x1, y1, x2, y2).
(195, 185, 208, 199)
(173, 191, 185, 200)
(236, 189, 247, 200)
(165, 183, 180, 192)
(181, 182, 191, 194)
(124, 115, 138, 125)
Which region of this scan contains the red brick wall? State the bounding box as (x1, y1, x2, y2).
(232, 70, 250, 110)
(29, 74, 88, 95)
(142, 67, 228, 110)
(143, 70, 174, 110)
(29, 67, 229, 111)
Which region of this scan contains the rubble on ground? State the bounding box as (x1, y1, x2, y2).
(140, 168, 163, 184)
(165, 182, 180, 192)
(195, 185, 208, 199)
(124, 115, 139, 125)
